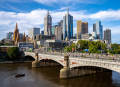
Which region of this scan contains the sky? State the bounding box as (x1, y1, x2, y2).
(0, 0, 120, 43)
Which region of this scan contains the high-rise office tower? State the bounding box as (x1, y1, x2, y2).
(77, 20, 82, 39)
(58, 20, 63, 28)
(82, 22, 88, 34)
(77, 20, 88, 39)
(55, 27, 62, 40)
(28, 27, 40, 39)
(63, 8, 73, 40)
(52, 25, 57, 35)
(93, 21, 103, 40)
(44, 11, 52, 35)
(104, 29, 111, 43)
(93, 24, 96, 32)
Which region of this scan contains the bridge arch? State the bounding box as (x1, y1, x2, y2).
(24, 52, 64, 66)
(24, 55, 35, 61)
(38, 58, 64, 66)
(70, 63, 120, 73)
(24, 52, 35, 58)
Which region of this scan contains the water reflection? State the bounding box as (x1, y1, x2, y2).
(0, 63, 119, 87)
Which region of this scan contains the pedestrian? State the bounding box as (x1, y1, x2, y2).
(113, 58, 114, 60)
(118, 58, 119, 62)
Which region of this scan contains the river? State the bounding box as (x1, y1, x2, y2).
(0, 63, 120, 87)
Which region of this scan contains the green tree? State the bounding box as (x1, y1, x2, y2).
(77, 40, 89, 50)
(109, 49, 118, 54)
(7, 47, 20, 60)
(64, 40, 107, 53)
(5, 43, 12, 46)
(89, 44, 98, 53)
(102, 43, 107, 50)
(111, 43, 119, 50)
(64, 43, 76, 52)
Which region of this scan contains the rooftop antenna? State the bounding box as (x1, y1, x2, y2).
(47, 10, 49, 15)
(67, 8, 69, 14)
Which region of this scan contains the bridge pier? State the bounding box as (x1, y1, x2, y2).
(60, 55, 110, 79)
(32, 52, 39, 68)
(60, 55, 71, 78)
(32, 60, 40, 67)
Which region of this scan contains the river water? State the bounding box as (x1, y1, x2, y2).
(0, 63, 120, 87)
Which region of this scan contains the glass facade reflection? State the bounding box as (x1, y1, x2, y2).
(63, 9, 73, 40)
(94, 21, 103, 40)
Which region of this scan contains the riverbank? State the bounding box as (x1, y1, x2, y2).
(0, 61, 33, 64)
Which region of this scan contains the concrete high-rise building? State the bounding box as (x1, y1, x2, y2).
(44, 11, 52, 36)
(82, 22, 88, 34)
(77, 20, 82, 39)
(93, 24, 96, 32)
(104, 29, 111, 43)
(58, 20, 63, 39)
(58, 20, 63, 28)
(55, 27, 62, 40)
(28, 27, 40, 39)
(63, 8, 73, 40)
(52, 25, 57, 35)
(77, 20, 88, 39)
(6, 32, 13, 39)
(93, 21, 103, 40)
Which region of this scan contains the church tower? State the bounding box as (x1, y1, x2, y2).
(22, 32, 26, 42)
(13, 22, 19, 45)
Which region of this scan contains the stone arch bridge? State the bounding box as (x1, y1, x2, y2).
(25, 52, 120, 78)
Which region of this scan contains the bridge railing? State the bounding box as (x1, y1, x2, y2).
(26, 50, 120, 57)
(25, 51, 120, 63)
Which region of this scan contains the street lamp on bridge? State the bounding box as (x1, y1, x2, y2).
(75, 41, 77, 57)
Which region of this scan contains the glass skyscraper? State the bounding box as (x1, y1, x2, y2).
(63, 8, 73, 40)
(93, 21, 103, 40)
(51, 25, 57, 35)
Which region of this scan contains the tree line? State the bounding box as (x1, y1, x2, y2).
(0, 47, 23, 61)
(64, 40, 120, 54)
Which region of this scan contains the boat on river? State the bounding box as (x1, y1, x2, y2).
(15, 73, 25, 77)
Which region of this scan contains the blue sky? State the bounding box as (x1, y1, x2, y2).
(0, 0, 120, 43)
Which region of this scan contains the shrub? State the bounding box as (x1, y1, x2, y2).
(7, 47, 20, 60)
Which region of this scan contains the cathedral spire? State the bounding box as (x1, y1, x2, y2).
(22, 32, 26, 42)
(24, 32, 25, 37)
(13, 22, 19, 45)
(15, 22, 18, 31)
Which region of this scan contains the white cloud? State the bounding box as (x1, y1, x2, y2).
(109, 26, 120, 35)
(89, 10, 120, 21)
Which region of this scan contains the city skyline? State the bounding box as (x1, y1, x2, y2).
(0, 0, 120, 43)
